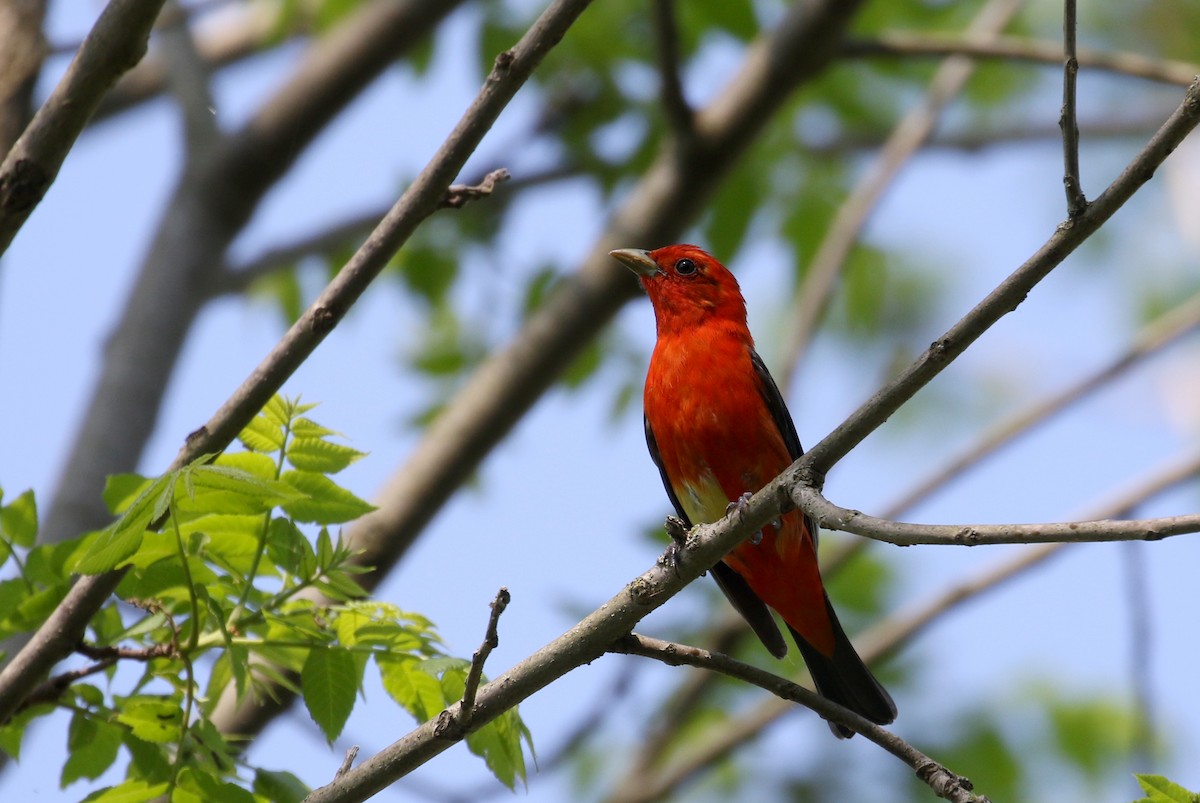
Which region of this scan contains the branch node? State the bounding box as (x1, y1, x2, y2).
(334, 746, 359, 780)
(440, 167, 511, 209)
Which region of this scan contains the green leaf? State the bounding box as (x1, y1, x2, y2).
(238, 412, 286, 453)
(1134, 774, 1200, 803)
(378, 655, 445, 722)
(253, 769, 309, 803)
(73, 475, 173, 574)
(115, 696, 181, 744)
(466, 708, 533, 791)
(172, 767, 256, 803)
(290, 417, 335, 439)
(80, 780, 170, 802)
(62, 712, 123, 787)
(281, 470, 374, 524)
(215, 450, 279, 482)
(0, 489, 37, 547)
(286, 437, 366, 474)
(102, 474, 152, 515)
(301, 647, 358, 742)
(265, 517, 316, 577)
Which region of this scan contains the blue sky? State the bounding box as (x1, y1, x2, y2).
(3, 3, 1200, 801)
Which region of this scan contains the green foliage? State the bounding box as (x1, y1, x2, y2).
(1134, 774, 1200, 803)
(0, 396, 532, 798)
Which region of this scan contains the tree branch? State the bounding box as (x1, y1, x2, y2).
(777, 0, 1024, 387)
(608, 448, 1200, 802)
(1060, 0, 1087, 216)
(210, 0, 871, 746)
(0, 0, 167, 257)
(881, 289, 1200, 517)
(0, 0, 576, 727)
(797, 76, 1200, 481)
(610, 634, 987, 803)
(651, 0, 694, 144)
(841, 33, 1200, 88)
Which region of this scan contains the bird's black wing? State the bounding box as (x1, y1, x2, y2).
(645, 415, 788, 658)
(749, 349, 820, 546)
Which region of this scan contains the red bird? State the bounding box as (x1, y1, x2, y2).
(612, 244, 895, 737)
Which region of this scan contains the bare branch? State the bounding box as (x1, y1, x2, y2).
(1060, 0, 1087, 216)
(651, 0, 694, 144)
(0, 0, 47, 154)
(841, 33, 1199, 88)
(439, 167, 510, 209)
(335, 746, 360, 781)
(456, 587, 511, 729)
(882, 289, 1200, 518)
(799, 77, 1200, 480)
(0, 0, 167, 257)
(611, 634, 987, 803)
(613, 449, 1200, 802)
(0, 0, 587, 727)
(158, 0, 221, 153)
(209, 0, 871, 748)
(777, 0, 1024, 387)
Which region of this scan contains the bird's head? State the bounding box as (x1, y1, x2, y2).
(610, 244, 747, 335)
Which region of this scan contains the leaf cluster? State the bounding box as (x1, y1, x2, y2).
(0, 396, 531, 798)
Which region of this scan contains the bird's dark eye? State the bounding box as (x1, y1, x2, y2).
(674, 258, 697, 276)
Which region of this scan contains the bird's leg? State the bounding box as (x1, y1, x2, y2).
(726, 492, 763, 545)
(660, 515, 693, 575)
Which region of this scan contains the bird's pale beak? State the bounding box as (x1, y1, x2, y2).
(610, 248, 661, 278)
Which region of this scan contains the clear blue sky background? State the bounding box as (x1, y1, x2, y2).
(3, 3, 1200, 801)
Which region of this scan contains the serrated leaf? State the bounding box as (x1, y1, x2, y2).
(302, 647, 358, 742)
(265, 517, 315, 577)
(290, 417, 335, 439)
(215, 450, 280, 481)
(286, 437, 365, 474)
(173, 767, 256, 803)
(62, 713, 122, 787)
(1, 489, 37, 547)
(253, 769, 309, 803)
(263, 395, 293, 428)
(115, 697, 180, 744)
(1134, 774, 1200, 803)
(102, 474, 152, 516)
(238, 413, 286, 453)
(281, 471, 374, 524)
(80, 780, 170, 802)
(378, 655, 445, 722)
(466, 708, 532, 790)
(74, 475, 173, 573)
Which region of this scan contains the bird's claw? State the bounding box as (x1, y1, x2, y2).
(660, 516, 695, 576)
(726, 492, 764, 545)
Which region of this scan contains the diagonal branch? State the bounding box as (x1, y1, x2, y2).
(651, 0, 694, 144)
(209, 0, 871, 746)
(841, 33, 1199, 88)
(0, 0, 591, 727)
(610, 634, 986, 803)
(797, 77, 1200, 482)
(0, 0, 167, 257)
(777, 0, 1024, 388)
(610, 448, 1200, 802)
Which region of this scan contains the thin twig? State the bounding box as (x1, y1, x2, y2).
(798, 76, 1200, 481)
(651, 0, 694, 144)
(458, 587, 511, 726)
(841, 33, 1199, 88)
(610, 634, 987, 803)
(1060, 0, 1087, 216)
(439, 168, 511, 209)
(881, 289, 1200, 519)
(777, 0, 1023, 388)
(335, 746, 360, 781)
(799, 488, 1200, 546)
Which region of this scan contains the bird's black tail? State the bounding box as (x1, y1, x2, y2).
(789, 594, 896, 738)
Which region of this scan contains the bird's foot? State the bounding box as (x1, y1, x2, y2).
(659, 516, 696, 575)
(726, 492, 763, 544)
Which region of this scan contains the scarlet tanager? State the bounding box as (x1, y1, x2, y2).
(611, 244, 896, 737)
